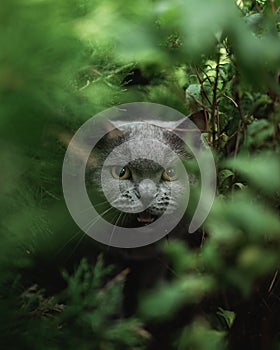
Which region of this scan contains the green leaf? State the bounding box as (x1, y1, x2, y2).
(225, 152, 280, 195)
(139, 275, 215, 321)
(217, 307, 236, 329)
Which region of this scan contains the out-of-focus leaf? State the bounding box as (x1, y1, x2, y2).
(206, 191, 280, 242)
(160, 240, 197, 274)
(177, 320, 226, 350)
(225, 153, 280, 195)
(247, 119, 275, 147)
(139, 275, 215, 321)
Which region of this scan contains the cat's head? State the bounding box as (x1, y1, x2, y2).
(87, 111, 206, 227)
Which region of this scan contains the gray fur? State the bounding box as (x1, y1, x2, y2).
(89, 119, 195, 223)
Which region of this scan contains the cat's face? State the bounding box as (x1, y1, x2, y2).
(88, 120, 195, 227)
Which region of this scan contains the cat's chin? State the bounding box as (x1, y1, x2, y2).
(136, 210, 158, 224)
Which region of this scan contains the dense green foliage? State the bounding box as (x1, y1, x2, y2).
(0, 0, 280, 349)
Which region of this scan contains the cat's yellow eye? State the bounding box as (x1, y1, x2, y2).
(162, 167, 177, 181)
(111, 166, 131, 180)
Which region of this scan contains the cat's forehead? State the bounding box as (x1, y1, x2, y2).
(102, 120, 186, 167)
(120, 121, 166, 138)
(106, 134, 178, 166)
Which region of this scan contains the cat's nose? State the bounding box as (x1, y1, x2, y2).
(138, 179, 157, 205)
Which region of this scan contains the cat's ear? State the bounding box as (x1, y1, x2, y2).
(57, 130, 98, 167)
(103, 120, 124, 139)
(186, 110, 208, 133)
(149, 110, 208, 149)
(173, 110, 208, 148)
(172, 110, 208, 134)
(56, 120, 124, 167)
(149, 110, 207, 134)
(147, 110, 207, 133)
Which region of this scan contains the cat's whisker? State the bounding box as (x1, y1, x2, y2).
(56, 202, 119, 258)
(65, 206, 118, 258)
(82, 205, 117, 233)
(107, 211, 125, 249)
(92, 200, 110, 207)
(63, 231, 87, 261)
(120, 212, 128, 227)
(54, 229, 85, 257)
(105, 211, 123, 254)
(78, 197, 118, 213)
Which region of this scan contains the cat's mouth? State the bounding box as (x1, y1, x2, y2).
(137, 210, 157, 224)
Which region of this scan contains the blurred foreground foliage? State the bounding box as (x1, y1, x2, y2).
(0, 0, 280, 349)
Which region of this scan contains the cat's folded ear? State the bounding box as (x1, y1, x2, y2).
(56, 119, 123, 145)
(105, 111, 208, 136)
(103, 120, 124, 140)
(174, 110, 208, 149)
(185, 110, 208, 133)
(149, 110, 208, 150)
(148, 110, 207, 133)
(170, 110, 208, 134)
(57, 130, 98, 167)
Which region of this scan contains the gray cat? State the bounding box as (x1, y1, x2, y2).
(74, 110, 206, 316)
(86, 111, 205, 259)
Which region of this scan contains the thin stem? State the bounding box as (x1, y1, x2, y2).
(193, 66, 211, 142)
(211, 51, 221, 149)
(270, 0, 276, 14)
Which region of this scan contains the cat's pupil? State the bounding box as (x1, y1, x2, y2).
(118, 167, 126, 177)
(166, 167, 175, 177)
